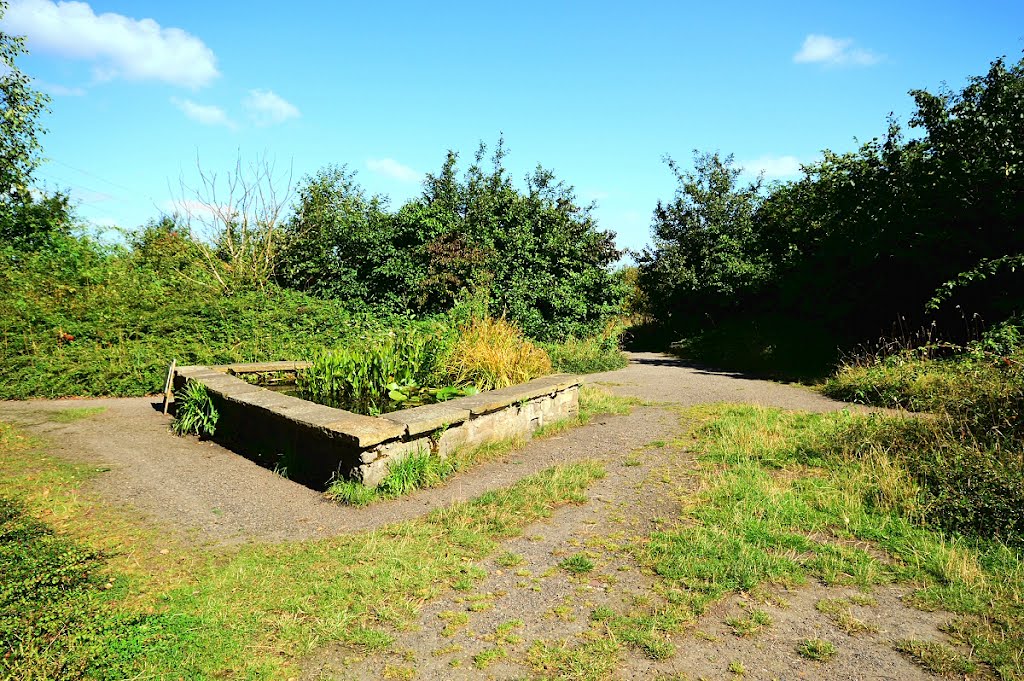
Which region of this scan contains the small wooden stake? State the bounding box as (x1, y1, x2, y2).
(162, 359, 176, 414)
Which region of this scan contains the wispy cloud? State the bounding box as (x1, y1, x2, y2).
(366, 158, 421, 183)
(242, 89, 300, 127)
(738, 155, 804, 179)
(36, 79, 86, 96)
(793, 34, 882, 67)
(2, 0, 219, 88)
(171, 97, 235, 129)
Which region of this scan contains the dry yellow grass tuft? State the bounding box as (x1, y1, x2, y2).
(443, 316, 552, 390)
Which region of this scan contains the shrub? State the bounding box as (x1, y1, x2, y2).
(824, 348, 1024, 449)
(441, 316, 552, 390)
(0, 233, 399, 400)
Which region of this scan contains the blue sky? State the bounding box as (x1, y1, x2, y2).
(3, 0, 1023, 255)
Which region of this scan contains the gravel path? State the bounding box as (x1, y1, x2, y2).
(0, 352, 857, 544)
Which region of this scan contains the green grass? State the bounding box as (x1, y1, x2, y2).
(0, 418, 606, 679)
(526, 637, 620, 681)
(496, 552, 525, 568)
(894, 638, 977, 676)
(627, 404, 1024, 680)
(823, 349, 1024, 543)
(725, 608, 772, 637)
(559, 553, 595, 574)
(326, 438, 523, 506)
(797, 638, 837, 662)
(816, 598, 878, 635)
(48, 406, 107, 423)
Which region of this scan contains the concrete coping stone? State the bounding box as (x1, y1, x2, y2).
(381, 402, 473, 437)
(175, 365, 222, 379)
(225, 361, 312, 374)
(453, 374, 580, 416)
(214, 381, 405, 448)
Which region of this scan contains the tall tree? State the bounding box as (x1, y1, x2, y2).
(637, 152, 766, 329)
(0, 1, 69, 247)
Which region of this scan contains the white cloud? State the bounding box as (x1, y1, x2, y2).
(171, 97, 235, 128)
(1, 0, 219, 88)
(242, 89, 300, 126)
(366, 158, 422, 183)
(37, 80, 86, 96)
(793, 34, 881, 67)
(739, 155, 804, 179)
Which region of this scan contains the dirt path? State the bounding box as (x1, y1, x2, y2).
(0, 352, 857, 544)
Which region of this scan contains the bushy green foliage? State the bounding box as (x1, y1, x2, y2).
(297, 327, 454, 414)
(171, 380, 219, 437)
(281, 139, 627, 341)
(541, 322, 629, 374)
(0, 230, 406, 399)
(822, 331, 1024, 542)
(0, 3, 66, 249)
(825, 340, 1024, 450)
(637, 151, 767, 329)
(0, 495, 199, 679)
(640, 56, 1024, 366)
(277, 164, 397, 308)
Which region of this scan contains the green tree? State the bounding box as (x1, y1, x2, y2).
(0, 1, 68, 248)
(277, 165, 407, 309)
(281, 140, 626, 340)
(637, 151, 766, 329)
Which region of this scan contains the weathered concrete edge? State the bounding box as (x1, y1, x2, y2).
(381, 373, 580, 436)
(174, 364, 581, 447)
(173, 365, 404, 448)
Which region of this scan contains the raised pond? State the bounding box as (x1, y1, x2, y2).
(172, 362, 579, 491)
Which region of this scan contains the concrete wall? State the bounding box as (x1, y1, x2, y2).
(173, 362, 579, 490)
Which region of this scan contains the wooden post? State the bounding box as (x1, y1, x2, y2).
(162, 359, 176, 414)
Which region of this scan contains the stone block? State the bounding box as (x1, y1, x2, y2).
(381, 401, 472, 437)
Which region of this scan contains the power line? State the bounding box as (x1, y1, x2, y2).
(46, 158, 141, 196)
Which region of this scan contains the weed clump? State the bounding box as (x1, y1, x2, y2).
(441, 316, 552, 390)
(797, 638, 837, 662)
(171, 380, 219, 437)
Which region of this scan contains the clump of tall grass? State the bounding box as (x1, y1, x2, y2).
(171, 380, 219, 437)
(440, 316, 552, 390)
(824, 325, 1024, 449)
(820, 320, 1024, 543)
(542, 320, 629, 374)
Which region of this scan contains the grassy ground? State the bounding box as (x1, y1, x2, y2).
(6, 346, 1021, 678)
(0, 419, 605, 679)
(525, 404, 1023, 680)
